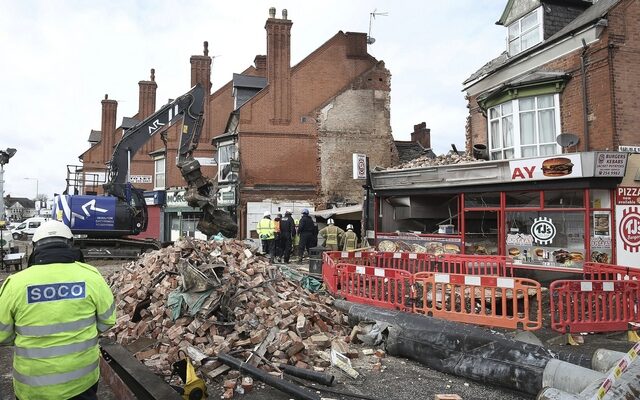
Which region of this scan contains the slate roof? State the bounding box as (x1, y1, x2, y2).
(121, 117, 139, 129)
(232, 73, 267, 89)
(394, 141, 435, 164)
(3, 197, 35, 209)
(464, 0, 621, 85)
(88, 129, 101, 143)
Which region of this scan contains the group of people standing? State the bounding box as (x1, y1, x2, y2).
(256, 209, 359, 264)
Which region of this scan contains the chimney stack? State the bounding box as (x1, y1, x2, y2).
(101, 94, 118, 164)
(265, 7, 292, 124)
(411, 122, 431, 149)
(254, 55, 267, 75)
(138, 68, 157, 120)
(190, 41, 212, 93)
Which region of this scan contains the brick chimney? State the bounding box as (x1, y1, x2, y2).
(101, 94, 118, 164)
(411, 122, 431, 149)
(190, 41, 212, 93)
(345, 32, 368, 59)
(254, 55, 267, 75)
(265, 7, 292, 124)
(138, 68, 157, 120)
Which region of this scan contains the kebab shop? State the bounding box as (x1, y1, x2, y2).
(370, 152, 630, 279)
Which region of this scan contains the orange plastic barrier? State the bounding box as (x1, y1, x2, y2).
(413, 272, 542, 330)
(335, 264, 413, 311)
(376, 252, 439, 274)
(550, 280, 640, 334)
(582, 262, 640, 281)
(322, 251, 378, 293)
(441, 255, 514, 277)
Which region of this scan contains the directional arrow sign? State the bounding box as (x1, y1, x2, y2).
(81, 199, 108, 217)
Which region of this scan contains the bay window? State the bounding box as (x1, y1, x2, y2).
(154, 157, 165, 189)
(488, 94, 560, 160)
(217, 143, 238, 182)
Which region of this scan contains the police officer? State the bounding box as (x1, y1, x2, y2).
(341, 224, 359, 251)
(279, 210, 296, 263)
(318, 219, 344, 251)
(0, 220, 116, 400)
(297, 209, 315, 263)
(256, 211, 276, 262)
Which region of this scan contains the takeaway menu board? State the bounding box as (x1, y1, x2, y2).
(616, 187, 640, 205)
(376, 233, 462, 254)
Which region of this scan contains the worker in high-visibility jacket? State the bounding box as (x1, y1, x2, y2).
(0, 220, 115, 400)
(341, 224, 359, 251)
(318, 219, 345, 251)
(256, 211, 276, 262)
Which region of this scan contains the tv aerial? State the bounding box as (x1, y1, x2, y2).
(556, 133, 580, 153)
(367, 9, 388, 45)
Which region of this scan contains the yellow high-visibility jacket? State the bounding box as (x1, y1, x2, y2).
(256, 218, 275, 240)
(342, 230, 358, 251)
(0, 262, 116, 400)
(319, 225, 344, 246)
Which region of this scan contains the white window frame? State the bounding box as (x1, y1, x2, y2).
(507, 7, 543, 56)
(487, 93, 562, 160)
(154, 156, 165, 190)
(217, 142, 238, 183)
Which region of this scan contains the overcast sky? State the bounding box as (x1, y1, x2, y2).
(0, 0, 507, 201)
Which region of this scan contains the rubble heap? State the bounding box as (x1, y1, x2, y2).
(106, 238, 350, 382)
(388, 151, 482, 170)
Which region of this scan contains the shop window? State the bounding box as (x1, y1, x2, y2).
(507, 7, 543, 56)
(505, 211, 585, 267)
(464, 210, 499, 255)
(544, 190, 584, 208)
(154, 157, 165, 190)
(506, 191, 541, 208)
(590, 211, 612, 263)
(488, 94, 560, 160)
(590, 189, 611, 209)
(464, 193, 500, 208)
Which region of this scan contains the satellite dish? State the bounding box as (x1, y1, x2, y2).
(556, 133, 580, 151)
(367, 36, 376, 45)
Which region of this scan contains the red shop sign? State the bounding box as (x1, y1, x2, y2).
(616, 187, 640, 205)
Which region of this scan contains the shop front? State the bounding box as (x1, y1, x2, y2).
(164, 189, 207, 241)
(370, 152, 630, 282)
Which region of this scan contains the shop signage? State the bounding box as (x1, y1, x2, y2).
(531, 217, 556, 245)
(618, 145, 640, 153)
(616, 187, 640, 205)
(129, 175, 152, 184)
(352, 154, 367, 180)
(615, 202, 640, 266)
(509, 154, 582, 181)
(166, 190, 189, 208)
(506, 233, 534, 246)
(217, 186, 236, 206)
(594, 152, 628, 177)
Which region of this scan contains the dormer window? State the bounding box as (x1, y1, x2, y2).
(508, 7, 543, 56)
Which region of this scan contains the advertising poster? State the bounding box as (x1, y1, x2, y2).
(615, 187, 640, 267)
(509, 154, 582, 182)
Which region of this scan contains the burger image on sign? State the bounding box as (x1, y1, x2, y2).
(541, 157, 574, 177)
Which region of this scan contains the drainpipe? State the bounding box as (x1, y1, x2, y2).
(580, 39, 589, 152)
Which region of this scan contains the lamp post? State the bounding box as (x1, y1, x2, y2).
(24, 177, 39, 199)
(0, 148, 18, 220)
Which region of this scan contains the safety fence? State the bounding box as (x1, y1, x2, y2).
(550, 280, 640, 334)
(322, 251, 541, 330)
(322, 251, 640, 334)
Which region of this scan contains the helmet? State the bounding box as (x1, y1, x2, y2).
(263, 211, 271, 217)
(285, 209, 292, 215)
(302, 208, 309, 215)
(347, 224, 354, 230)
(33, 220, 73, 244)
(327, 219, 334, 225)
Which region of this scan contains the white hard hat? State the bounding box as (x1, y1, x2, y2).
(263, 211, 271, 217)
(33, 220, 73, 243)
(347, 224, 354, 230)
(328, 219, 334, 225)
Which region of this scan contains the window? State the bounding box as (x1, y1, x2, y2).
(488, 94, 560, 160)
(508, 8, 543, 56)
(217, 143, 238, 182)
(154, 157, 165, 189)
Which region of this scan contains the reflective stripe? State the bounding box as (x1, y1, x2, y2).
(0, 333, 15, 345)
(0, 322, 13, 332)
(15, 315, 96, 336)
(97, 302, 115, 321)
(15, 337, 98, 359)
(97, 322, 112, 333)
(13, 360, 99, 387)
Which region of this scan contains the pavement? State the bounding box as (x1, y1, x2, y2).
(0, 256, 637, 400)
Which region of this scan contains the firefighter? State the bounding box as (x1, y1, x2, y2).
(256, 211, 275, 262)
(341, 224, 359, 251)
(0, 220, 116, 400)
(318, 219, 344, 251)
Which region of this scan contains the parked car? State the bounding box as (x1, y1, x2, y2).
(11, 217, 48, 240)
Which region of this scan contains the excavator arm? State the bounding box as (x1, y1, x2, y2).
(104, 84, 237, 238)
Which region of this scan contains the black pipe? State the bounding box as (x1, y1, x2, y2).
(217, 352, 321, 400)
(334, 300, 592, 395)
(581, 38, 590, 152)
(278, 364, 335, 386)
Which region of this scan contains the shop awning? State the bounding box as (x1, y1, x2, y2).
(310, 204, 362, 220)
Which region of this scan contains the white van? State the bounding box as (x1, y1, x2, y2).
(12, 217, 48, 240)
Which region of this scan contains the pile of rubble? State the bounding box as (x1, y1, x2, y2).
(388, 151, 483, 170)
(106, 238, 351, 387)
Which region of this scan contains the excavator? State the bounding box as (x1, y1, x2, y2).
(53, 84, 237, 258)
